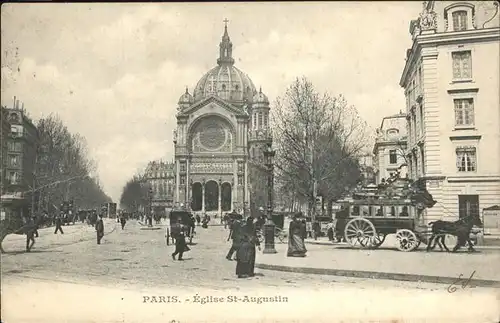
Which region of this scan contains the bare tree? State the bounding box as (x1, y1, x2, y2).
(273, 77, 369, 217)
(119, 174, 147, 213)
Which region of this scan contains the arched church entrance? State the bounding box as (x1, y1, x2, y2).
(191, 182, 203, 211)
(221, 182, 232, 212)
(204, 180, 219, 212)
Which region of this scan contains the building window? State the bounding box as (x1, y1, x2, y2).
(263, 114, 268, 128)
(252, 114, 257, 129)
(258, 112, 263, 129)
(454, 98, 474, 126)
(452, 51, 471, 79)
(456, 147, 476, 172)
(8, 155, 19, 167)
(389, 150, 397, 164)
(420, 146, 425, 175)
(7, 141, 21, 151)
(452, 11, 468, 31)
(9, 172, 19, 184)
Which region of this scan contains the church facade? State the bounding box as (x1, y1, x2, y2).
(173, 23, 272, 217)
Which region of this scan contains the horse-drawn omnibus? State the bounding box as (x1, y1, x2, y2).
(336, 177, 437, 252)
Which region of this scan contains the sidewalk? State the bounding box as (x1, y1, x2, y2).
(2, 219, 116, 253)
(305, 235, 500, 249)
(255, 239, 500, 288)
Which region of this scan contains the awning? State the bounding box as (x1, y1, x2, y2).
(1, 192, 27, 205)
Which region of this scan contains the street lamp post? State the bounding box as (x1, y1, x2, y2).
(263, 142, 277, 254)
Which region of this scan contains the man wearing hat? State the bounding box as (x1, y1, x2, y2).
(226, 212, 243, 261)
(95, 214, 105, 245)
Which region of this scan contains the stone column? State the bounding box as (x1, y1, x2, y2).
(233, 159, 238, 205)
(202, 181, 206, 213)
(218, 179, 222, 217)
(244, 159, 249, 205)
(186, 158, 190, 206)
(175, 160, 180, 203)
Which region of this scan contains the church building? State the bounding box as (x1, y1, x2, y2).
(173, 22, 273, 217)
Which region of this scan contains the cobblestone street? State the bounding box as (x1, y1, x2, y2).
(2, 220, 458, 291)
(3, 220, 499, 323)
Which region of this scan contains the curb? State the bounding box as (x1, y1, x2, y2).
(254, 263, 500, 288)
(305, 240, 500, 250)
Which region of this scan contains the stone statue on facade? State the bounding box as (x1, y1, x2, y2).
(173, 129, 178, 143)
(419, 7, 437, 31)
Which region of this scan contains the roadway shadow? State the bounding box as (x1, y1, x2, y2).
(2, 249, 62, 255)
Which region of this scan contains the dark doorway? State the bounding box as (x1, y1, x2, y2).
(191, 182, 202, 211)
(458, 195, 479, 219)
(221, 182, 232, 211)
(205, 180, 219, 211)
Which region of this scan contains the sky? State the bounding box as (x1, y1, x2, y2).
(1, 2, 422, 202)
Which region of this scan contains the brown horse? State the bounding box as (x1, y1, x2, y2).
(426, 214, 482, 252)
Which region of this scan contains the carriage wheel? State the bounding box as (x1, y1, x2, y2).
(369, 233, 386, 249)
(395, 229, 419, 252)
(344, 218, 376, 249)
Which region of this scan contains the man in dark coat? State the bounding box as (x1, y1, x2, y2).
(172, 218, 190, 260)
(120, 213, 127, 230)
(226, 214, 243, 260)
(25, 217, 36, 252)
(54, 212, 64, 234)
(95, 214, 104, 245)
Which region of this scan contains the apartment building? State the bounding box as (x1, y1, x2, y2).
(400, 1, 500, 223)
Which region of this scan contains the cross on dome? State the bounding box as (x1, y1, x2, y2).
(218, 19, 234, 66)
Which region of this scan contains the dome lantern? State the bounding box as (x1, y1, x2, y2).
(191, 21, 258, 104)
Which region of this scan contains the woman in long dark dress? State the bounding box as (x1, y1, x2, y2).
(287, 215, 307, 257)
(236, 217, 260, 278)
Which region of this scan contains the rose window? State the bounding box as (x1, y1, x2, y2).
(192, 117, 232, 152)
(200, 122, 226, 150)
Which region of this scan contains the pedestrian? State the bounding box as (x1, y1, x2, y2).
(54, 212, 64, 234)
(120, 214, 127, 230)
(327, 219, 335, 241)
(287, 215, 307, 257)
(201, 213, 209, 228)
(33, 214, 40, 238)
(96, 214, 104, 244)
(195, 214, 201, 226)
(25, 217, 36, 252)
(236, 217, 260, 278)
(172, 218, 190, 261)
(226, 213, 242, 261)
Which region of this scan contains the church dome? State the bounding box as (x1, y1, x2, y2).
(193, 23, 257, 104)
(252, 88, 269, 104)
(194, 65, 257, 103)
(178, 87, 194, 105)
